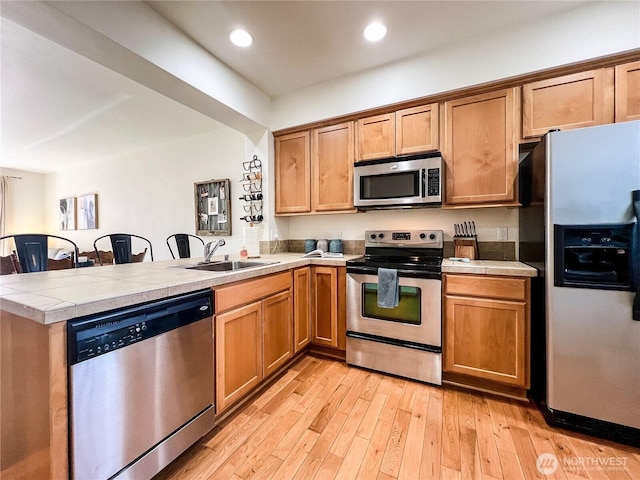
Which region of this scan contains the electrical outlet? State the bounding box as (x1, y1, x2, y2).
(497, 227, 508, 242)
(271, 230, 279, 241)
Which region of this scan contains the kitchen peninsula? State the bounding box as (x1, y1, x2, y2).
(0, 255, 535, 479)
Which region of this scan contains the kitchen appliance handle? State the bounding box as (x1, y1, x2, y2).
(347, 265, 441, 280)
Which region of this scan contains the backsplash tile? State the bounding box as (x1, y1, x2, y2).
(261, 240, 365, 255)
(444, 241, 516, 260)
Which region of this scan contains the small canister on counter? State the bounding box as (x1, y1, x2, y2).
(316, 239, 329, 252)
(304, 239, 317, 253)
(329, 239, 343, 253)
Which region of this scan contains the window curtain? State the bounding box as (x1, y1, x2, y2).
(0, 176, 8, 255)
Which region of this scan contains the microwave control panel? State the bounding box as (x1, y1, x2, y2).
(427, 168, 440, 196)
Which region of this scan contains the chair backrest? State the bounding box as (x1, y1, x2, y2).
(80, 250, 114, 266)
(0, 234, 79, 273)
(93, 234, 154, 265)
(166, 233, 205, 259)
(0, 252, 21, 275)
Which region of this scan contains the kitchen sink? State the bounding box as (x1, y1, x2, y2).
(185, 260, 276, 272)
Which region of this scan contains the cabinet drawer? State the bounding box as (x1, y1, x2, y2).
(444, 274, 528, 301)
(215, 271, 292, 312)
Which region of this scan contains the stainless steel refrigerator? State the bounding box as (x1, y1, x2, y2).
(519, 120, 640, 447)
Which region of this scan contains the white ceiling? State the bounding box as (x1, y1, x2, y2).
(1, 1, 590, 173)
(147, 0, 590, 97)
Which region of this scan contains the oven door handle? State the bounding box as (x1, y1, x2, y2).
(347, 265, 441, 280)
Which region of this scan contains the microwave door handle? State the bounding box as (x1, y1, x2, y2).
(421, 169, 426, 198)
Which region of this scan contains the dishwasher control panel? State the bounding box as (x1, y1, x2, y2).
(67, 289, 213, 365)
(75, 321, 150, 362)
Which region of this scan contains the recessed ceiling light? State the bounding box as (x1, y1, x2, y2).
(364, 22, 387, 42)
(229, 29, 253, 47)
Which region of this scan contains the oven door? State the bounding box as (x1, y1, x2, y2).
(346, 272, 441, 348)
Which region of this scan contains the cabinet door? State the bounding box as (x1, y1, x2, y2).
(275, 131, 311, 214)
(262, 290, 293, 378)
(215, 301, 262, 413)
(444, 295, 527, 387)
(356, 113, 395, 161)
(396, 104, 439, 155)
(311, 266, 338, 347)
(522, 69, 613, 138)
(293, 267, 311, 353)
(312, 122, 354, 212)
(615, 61, 640, 122)
(442, 88, 519, 207)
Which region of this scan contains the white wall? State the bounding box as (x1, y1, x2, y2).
(44, 128, 272, 260)
(271, 0, 639, 247)
(0, 167, 46, 235)
(272, 1, 640, 129)
(286, 208, 518, 245)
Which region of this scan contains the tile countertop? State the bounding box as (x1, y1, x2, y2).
(0, 254, 536, 325)
(0, 253, 358, 325)
(442, 259, 538, 277)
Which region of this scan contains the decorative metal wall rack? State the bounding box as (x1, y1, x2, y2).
(239, 155, 263, 224)
(194, 178, 231, 236)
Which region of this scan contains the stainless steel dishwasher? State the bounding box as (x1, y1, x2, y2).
(67, 289, 214, 480)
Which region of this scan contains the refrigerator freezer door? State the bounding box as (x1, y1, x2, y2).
(547, 121, 640, 225)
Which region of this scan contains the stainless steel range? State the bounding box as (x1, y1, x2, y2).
(346, 230, 443, 385)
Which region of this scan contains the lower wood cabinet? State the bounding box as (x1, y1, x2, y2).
(311, 266, 346, 352)
(293, 267, 311, 352)
(443, 274, 530, 397)
(215, 301, 262, 413)
(262, 290, 293, 378)
(214, 271, 292, 413)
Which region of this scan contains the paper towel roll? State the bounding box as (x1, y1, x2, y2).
(243, 226, 260, 257)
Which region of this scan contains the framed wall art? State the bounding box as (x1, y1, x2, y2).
(77, 193, 98, 230)
(194, 179, 230, 236)
(59, 197, 76, 230)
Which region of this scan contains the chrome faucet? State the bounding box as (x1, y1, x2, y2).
(204, 239, 226, 262)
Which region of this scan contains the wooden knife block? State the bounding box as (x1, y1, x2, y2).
(454, 237, 479, 260)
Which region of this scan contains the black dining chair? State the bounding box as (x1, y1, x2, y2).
(93, 234, 154, 265)
(166, 233, 205, 259)
(0, 234, 79, 273)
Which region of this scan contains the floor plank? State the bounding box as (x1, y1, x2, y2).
(155, 358, 639, 480)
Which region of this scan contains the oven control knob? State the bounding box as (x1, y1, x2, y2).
(370, 233, 377, 240)
(378, 233, 385, 239)
(420, 233, 426, 239)
(429, 233, 436, 240)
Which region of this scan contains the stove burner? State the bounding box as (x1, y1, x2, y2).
(347, 229, 444, 277)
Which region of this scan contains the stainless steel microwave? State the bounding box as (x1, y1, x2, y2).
(353, 154, 442, 209)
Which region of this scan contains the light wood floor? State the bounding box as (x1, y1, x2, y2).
(156, 355, 640, 480)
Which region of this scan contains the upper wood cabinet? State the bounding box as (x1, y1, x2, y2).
(356, 105, 439, 161)
(275, 131, 311, 214)
(312, 122, 354, 212)
(442, 88, 519, 207)
(356, 113, 395, 161)
(275, 123, 355, 215)
(395, 104, 439, 155)
(522, 69, 614, 139)
(615, 61, 640, 122)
